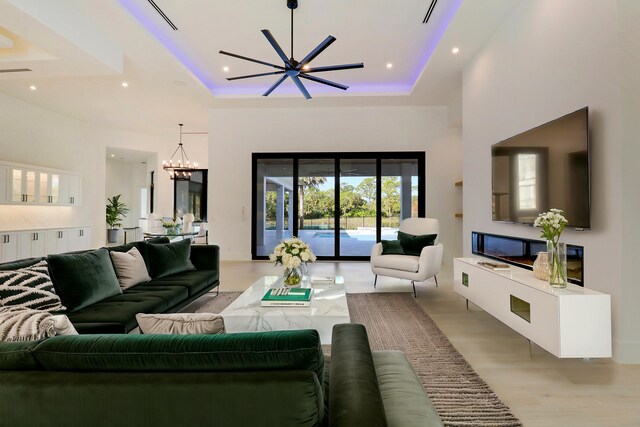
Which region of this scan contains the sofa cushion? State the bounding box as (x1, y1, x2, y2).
(146, 239, 195, 279)
(32, 329, 324, 379)
(0, 340, 42, 371)
(136, 313, 225, 335)
(397, 231, 437, 256)
(124, 285, 189, 309)
(65, 293, 168, 334)
(109, 247, 151, 289)
(381, 240, 405, 255)
(148, 269, 218, 297)
(373, 350, 443, 426)
(374, 254, 419, 272)
(0, 260, 66, 312)
(48, 249, 122, 313)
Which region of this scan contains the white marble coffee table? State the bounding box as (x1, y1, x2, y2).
(220, 276, 350, 344)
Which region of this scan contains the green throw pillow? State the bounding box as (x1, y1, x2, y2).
(146, 239, 195, 279)
(381, 240, 405, 255)
(397, 231, 437, 256)
(47, 249, 122, 313)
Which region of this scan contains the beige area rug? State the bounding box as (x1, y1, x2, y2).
(197, 292, 522, 427)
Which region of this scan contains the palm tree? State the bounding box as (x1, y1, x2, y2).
(298, 177, 327, 229)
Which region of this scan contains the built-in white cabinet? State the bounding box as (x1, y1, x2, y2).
(45, 229, 70, 255)
(38, 172, 62, 204)
(68, 227, 91, 251)
(0, 165, 8, 203)
(0, 232, 19, 263)
(66, 175, 81, 206)
(454, 258, 612, 358)
(9, 167, 38, 204)
(18, 230, 47, 259)
(1, 161, 81, 207)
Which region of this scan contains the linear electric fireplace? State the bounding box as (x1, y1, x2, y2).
(471, 231, 584, 286)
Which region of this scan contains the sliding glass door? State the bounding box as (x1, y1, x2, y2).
(298, 159, 335, 257)
(252, 152, 424, 260)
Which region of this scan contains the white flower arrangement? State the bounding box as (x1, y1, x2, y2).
(269, 237, 316, 269)
(533, 208, 568, 244)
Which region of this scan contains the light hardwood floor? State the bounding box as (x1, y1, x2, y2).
(216, 260, 640, 427)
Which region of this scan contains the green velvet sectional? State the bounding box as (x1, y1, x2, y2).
(0, 323, 443, 427)
(0, 238, 220, 334)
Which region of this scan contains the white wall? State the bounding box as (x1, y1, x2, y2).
(209, 106, 463, 265)
(0, 92, 208, 248)
(105, 158, 148, 226)
(462, 0, 638, 362)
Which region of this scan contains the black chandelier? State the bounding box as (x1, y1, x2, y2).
(162, 124, 198, 179)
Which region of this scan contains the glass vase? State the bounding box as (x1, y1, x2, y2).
(283, 267, 303, 287)
(532, 251, 549, 280)
(547, 241, 568, 288)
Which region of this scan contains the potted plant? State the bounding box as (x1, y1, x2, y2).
(106, 194, 129, 243)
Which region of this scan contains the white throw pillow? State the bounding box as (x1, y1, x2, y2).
(135, 312, 225, 335)
(109, 247, 151, 289)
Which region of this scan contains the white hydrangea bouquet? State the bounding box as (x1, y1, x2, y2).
(269, 237, 316, 286)
(534, 208, 568, 287)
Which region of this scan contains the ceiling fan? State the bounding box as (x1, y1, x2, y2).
(219, 0, 364, 100)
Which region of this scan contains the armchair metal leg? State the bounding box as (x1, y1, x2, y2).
(411, 281, 416, 298)
(434, 275, 438, 287)
(374, 275, 378, 288)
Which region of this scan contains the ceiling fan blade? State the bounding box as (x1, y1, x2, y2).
(227, 71, 286, 81)
(261, 30, 292, 67)
(291, 75, 312, 100)
(219, 50, 285, 70)
(298, 36, 336, 68)
(263, 74, 289, 97)
(299, 74, 348, 91)
(303, 63, 364, 73)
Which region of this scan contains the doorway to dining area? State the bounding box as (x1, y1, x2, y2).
(252, 152, 425, 260)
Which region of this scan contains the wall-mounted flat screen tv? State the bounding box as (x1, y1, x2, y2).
(491, 107, 590, 229)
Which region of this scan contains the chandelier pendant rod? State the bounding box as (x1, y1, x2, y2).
(290, 8, 294, 60)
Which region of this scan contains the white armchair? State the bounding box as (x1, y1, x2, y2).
(370, 217, 443, 297)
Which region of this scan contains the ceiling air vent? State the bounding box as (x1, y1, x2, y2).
(423, 0, 438, 24)
(0, 68, 32, 73)
(147, 0, 178, 30)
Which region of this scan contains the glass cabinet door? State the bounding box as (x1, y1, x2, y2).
(39, 173, 49, 203)
(11, 169, 22, 202)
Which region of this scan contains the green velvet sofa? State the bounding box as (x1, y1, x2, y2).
(0, 238, 220, 334)
(0, 323, 442, 427)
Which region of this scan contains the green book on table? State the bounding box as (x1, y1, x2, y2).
(261, 288, 312, 307)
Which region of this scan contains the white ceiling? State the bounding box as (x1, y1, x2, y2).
(0, 0, 520, 136)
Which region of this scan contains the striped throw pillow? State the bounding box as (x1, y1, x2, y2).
(0, 260, 66, 312)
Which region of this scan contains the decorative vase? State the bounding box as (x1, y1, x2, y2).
(283, 267, 303, 287)
(532, 251, 549, 280)
(547, 241, 568, 288)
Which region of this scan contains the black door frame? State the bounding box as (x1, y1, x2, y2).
(252, 152, 425, 261)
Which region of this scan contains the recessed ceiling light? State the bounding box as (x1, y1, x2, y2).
(121, 82, 129, 87)
(174, 80, 186, 86)
(451, 47, 460, 54)
(110, 154, 115, 157)
(223, 66, 229, 73)
(386, 63, 393, 69)
(302, 65, 310, 70)
(29, 85, 36, 91)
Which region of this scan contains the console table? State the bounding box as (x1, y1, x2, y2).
(454, 258, 611, 358)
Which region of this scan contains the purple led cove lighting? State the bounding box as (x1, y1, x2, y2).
(410, 0, 462, 87)
(118, 0, 216, 92)
(120, 0, 461, 97)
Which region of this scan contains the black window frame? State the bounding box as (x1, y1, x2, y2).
(252, 152, 426, 261)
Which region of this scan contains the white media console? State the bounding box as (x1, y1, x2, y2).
(453, 258, 611, 358)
